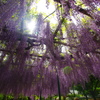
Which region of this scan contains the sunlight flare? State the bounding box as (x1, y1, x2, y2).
(26, 0, 57, 34)
(26, 20, 36, 34)
(30, 0, 55, 14)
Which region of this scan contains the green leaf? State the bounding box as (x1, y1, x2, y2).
(63, 66, 72, 74)
(97, 7, 100, 11)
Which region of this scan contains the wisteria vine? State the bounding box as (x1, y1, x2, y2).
(0, 0, 100, 99)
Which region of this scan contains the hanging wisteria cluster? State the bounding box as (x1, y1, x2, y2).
(0, 0, 100, 99)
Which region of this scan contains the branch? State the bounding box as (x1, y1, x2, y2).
(0, 49, 15, 53)
(53, 18, 64, 38)
(54, 41, 77, 47)
(43, 6, 61, 20)
(78, 8, 93, 19)
(94, 79, 99, 92)
(43, 10, 57, 20)
(30, 53, 65, 60)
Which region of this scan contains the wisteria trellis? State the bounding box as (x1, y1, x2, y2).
(0, 0, 100, 98)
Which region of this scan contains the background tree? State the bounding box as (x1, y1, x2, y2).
(73, 75, 100, 100)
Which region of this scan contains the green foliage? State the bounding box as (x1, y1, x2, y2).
(0, 0, 7, 4)
(0, 94, 4, 100)
(63, 66, 73, 74)
(97, 7, 100, 11)
(0, 41, 6, 49)
(73, 75, 100, 99)
(11, 13, 19, 21)
(81, 18, 88, 24)
(67, 94, 82, 98)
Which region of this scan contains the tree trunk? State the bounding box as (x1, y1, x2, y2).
(92, 93, 97, 100)
(90, 91, 97, 100)
(40, 90, 42, 100)
(82, 88, 88, 100)
(63, 96, 66, 100)
(33, 96, 35, 100)
(2, 95, 7, 100)
(57, 74, 61, 100)
(84, 94, 88, 100)
(50, 96, 52, 100)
